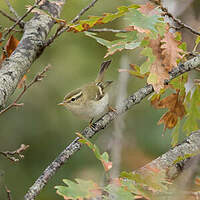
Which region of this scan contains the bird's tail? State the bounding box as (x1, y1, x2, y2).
(95, 60, 112, 83)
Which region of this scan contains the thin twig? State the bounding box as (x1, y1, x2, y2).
(0, 144, 29, 162)
(44, 0, 99, 47)
(24, 56, 200, 200)
(5, 0, 20, 20)
(0, 64, 50, 115)
(0, 0, 43, 42)
(162, 9, 200, 36)
(150, 0, 200, 36)
(0, 9, 18, 24)
(4, 185, 12, 200)
(71, 0, 98, 24)
(88, 28, 129, 33)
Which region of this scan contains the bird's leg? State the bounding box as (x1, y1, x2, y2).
(108, 105, 117, 113)
(89, 118, 95, 129)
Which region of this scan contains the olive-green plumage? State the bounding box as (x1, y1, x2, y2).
(59, 60, 113, 120)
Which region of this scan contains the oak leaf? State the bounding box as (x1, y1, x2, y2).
(147, 37, 169, 92)
(152, 90, 186, 131)
(161, 31, 183, 71)
(55, 179, 101, 200)
(139, 2, 159, 16)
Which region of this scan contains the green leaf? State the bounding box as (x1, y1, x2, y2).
(85, 31, 140, 57)
(195, 36, 200, 46)
(69, 4, 140, 32)
(183, 86, 200, 135)
(170, 73, 188, 96)
(126, 8, 163, 33)
(120, 179, 153, 199)
(104, 184, 135, 200)
(85, 32, 112, 47)
(55, 178, 100, 199)
(147, 73, 157, 84)
(140, 39, 149, 47)
(178, 42, 187, 51)
(77, 133, 112, 171)
(120, 171, 169, 192)
(173, 153, 197, 165)
(140, 47, 155, 74)
(128, 64, 148, 78)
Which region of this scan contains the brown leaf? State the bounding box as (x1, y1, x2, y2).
(152, 93, 178, 110)
(1, 35, 19, 61)
(127, 25, 150, 34)
(158, 111, 178, 131)
(0, 35, 28, 87)
(161, 31, 183, 71)
(147, 37, 170, 92)
(148, 60, 169, 93)
(17, 75, 27, 88)
(102, 160, 112, 172)
(152, 90, 186, 131)
(139, 2, 159, 16)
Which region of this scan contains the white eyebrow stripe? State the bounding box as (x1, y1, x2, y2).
(97, 85, 103, 96)
(71, 91, 83, 100)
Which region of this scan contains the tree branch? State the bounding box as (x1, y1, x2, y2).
(1, 0, 43, 42)
(0, 0, 65, 108)
(0, 65, 50, 115)
(143, 131, 200, 173)
(71, 0, 99, 24)
(5, 0, 21, 20)
(5, 185, 12, 200)
(150, 0, 200, 36)
(24, 55, 200, 200)
(44, 0, 100, 47)
(0, 9, 18, 24)
(0, 144, 29, 162)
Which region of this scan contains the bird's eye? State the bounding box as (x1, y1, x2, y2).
(71, 98, 76, 102)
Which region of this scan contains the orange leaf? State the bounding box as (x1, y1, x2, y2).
(1, 35, 19, 61)
(152, 90, 186, 131)
(158, 111, 178, 131)
(101, 160, 112, 172)
(17, 75, 27, 88)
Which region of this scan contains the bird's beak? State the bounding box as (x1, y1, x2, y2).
(58, 102, 64, 106)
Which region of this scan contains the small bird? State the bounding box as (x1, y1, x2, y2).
(58, 60, 113, 123)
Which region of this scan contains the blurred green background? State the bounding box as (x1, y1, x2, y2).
(0, 0, 199, 199)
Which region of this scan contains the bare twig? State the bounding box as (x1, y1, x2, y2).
(4, 185, 12, 200)
(0, 144, 29, 162)
(0, 9, 18, 24)
(0, 0, 43, 42)
(5, 0, 20, 20)
(71, 0, 98, 24)
(88, 28, 129, 33)
(150, 0, 200, 36)
(44, 0, 99, 47)
(24, 56, 200, 200)
(0, 65, 50, 115)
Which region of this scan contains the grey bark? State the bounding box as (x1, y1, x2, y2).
(0, 0, 65, 108)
